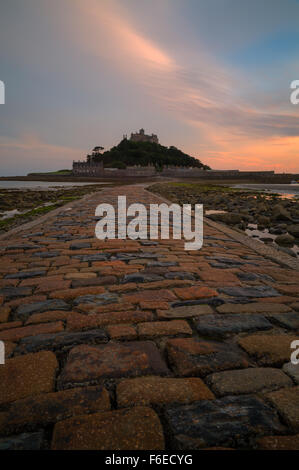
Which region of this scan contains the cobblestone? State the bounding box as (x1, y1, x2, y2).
(0, 182, 298, 449)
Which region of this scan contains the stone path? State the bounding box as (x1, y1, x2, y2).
(0, 184, 298, 450)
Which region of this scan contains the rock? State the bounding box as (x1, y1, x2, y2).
(58, 341, 169, 389)
(269, 227, 284, 235)
(117, 377, 214, 407)
(206, 256, 243, 265)
(275, 234, 295, 246)
(207, 368, 292, 396)
(0, 431, 45, 450)
(51, 407, 165, 450)
(266, 312, 299, 330)
(122, 273, 163, 283)
(266, 387, 299, 431)
(239, 334, 298, 366)
(283, 362, 299, 384)
(166, 337, 248, 377)
(0, 351, 58, 404)
(69, 242, 91, 250)
(277, 246, 296, 257)
(15, 329, 108, 355)
(73, 254, 110, 262)
(288, 224, 299, 238)
(165, 272, 195, 280)
(258, 216, 271, 226)
(5, 270, 46, 279)
(164, 395, 283, 449)
(73, 293, 118, 305)
(194, 314, 273, 339)
(147, 261, 178, 267)
(33, 251, 60, 258)
(217, 302, 291, 314)
(15, 299, 69, 321)
(157, 304, 213, 319)
(257, 434, 299, 450)
(0, 287, 33, 298)
(224, 213, 242, 225)
(273, 204, 292, 222)
(0, 386, 110, 436)
(218, 286, 279, 298)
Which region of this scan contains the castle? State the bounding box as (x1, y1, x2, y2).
(72, 129, 274, 179)
(126, 128, 159, 144)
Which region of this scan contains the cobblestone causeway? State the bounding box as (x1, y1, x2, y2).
(0, 184, 298, 450)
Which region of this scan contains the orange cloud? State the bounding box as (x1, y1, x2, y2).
(70, 0, 299, 172)
(195, 134, 299, 172)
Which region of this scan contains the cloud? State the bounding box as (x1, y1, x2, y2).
(1, 0, 298, 173)
(0, 134, 83, 175)
(69, 0, 299, 171)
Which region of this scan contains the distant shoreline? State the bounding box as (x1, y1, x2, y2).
(1, 173, 299, 184)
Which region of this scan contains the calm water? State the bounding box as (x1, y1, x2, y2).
(233, 183, 299, 198)
(0, 181, 106, 190)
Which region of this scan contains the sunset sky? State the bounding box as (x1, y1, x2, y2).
(0, 0, 299, 175)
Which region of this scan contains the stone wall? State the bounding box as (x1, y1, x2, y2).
(72, 161, 275, 179)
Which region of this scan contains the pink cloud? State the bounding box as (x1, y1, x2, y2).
(0, 134, 83, 173)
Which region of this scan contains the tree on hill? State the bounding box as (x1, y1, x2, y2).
(91, 139, 210, 169)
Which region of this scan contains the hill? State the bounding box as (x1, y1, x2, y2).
(91, 139, 210, 170)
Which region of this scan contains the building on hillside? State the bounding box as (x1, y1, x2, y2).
(129, 128, 159, 144)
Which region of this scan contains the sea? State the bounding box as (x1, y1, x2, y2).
(0, 181, 105, 190)
(233, 183, 299, 199)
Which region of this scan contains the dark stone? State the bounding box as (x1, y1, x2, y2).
(22, 232, 44, 238)
(171, 297, 225, 308)
(0, 286, 32, 298)
(206, 257, 243, 265)
(210, 262, 242, 269)
(266, 312, 299, 330)
(54, 221, 81, 227)
(219, 286, 279, 298)
(72, 254, 110, 262)
(194, 314, 273, 339)
(166, 338, 248, 377)
(70, 242, 91, 250)
(33, 251, 60, 258)
(15, 329, 108, 355)
(165, 272, 195, 280)
(139, 241, 158, 246)
(236, 272, 274, 282)
(164, 395, 284, 449)
(147, 261, 178, 267)
(5, 270, 46, 280)
(73, 293, 118, 305)
(122, 273, 163, 283)
(113, 253, 157, 260)
(15, 299, 69, 321)
(58, 341, 169, 389)
(71, 276, 117, 288)
(5, 244, 38, 251)
(0, 431, 44, 450)
(219, 297, 256, 304)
